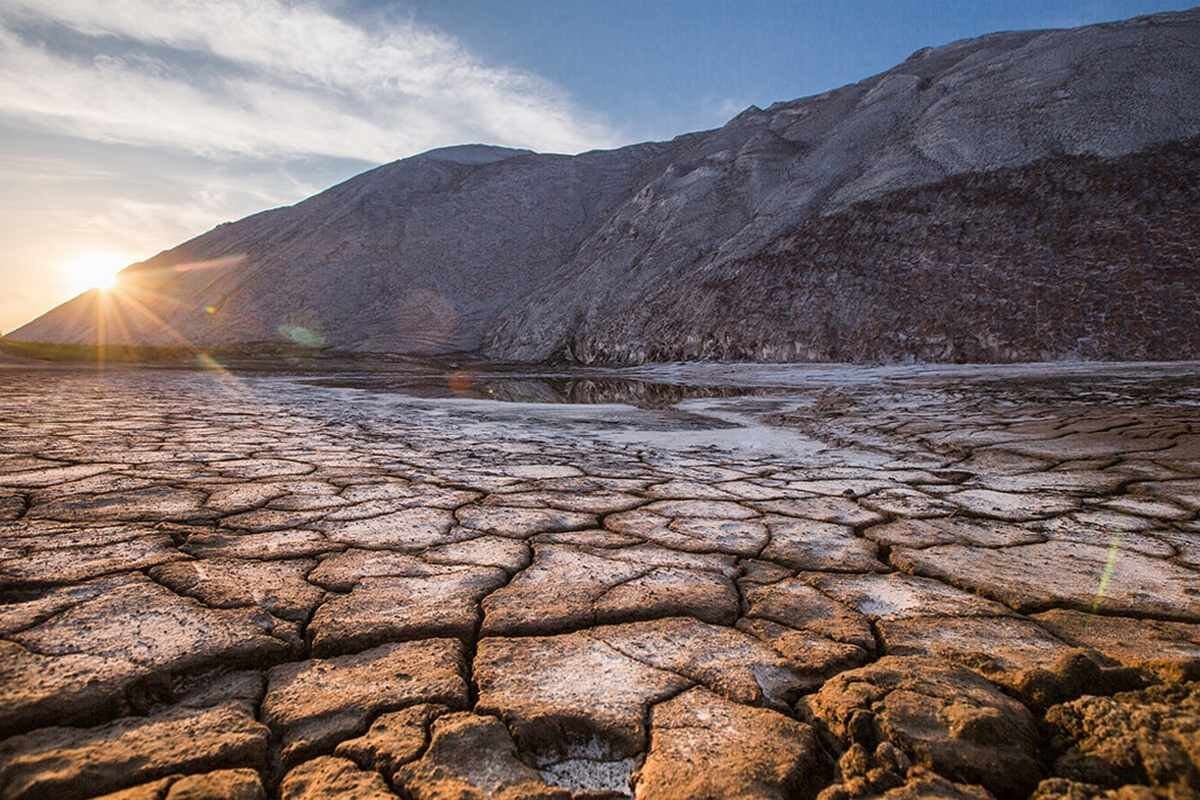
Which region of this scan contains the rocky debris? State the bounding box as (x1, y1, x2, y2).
(0, 702, 268, 800)
(395, 711, 570, 799)
(262, 640, 468, 766)
(801, 656, 1042, 798)
(307, 566, 506, 654)
(1041, 683, 1200, 798)
(633, 687, 824, 799)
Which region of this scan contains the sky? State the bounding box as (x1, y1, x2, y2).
(0, 0, 1193, 333)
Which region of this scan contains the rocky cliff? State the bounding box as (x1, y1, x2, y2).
(12, 8, 1200, 364)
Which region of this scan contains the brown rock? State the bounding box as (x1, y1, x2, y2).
(262, 640, 468, 766)
(3, 574, 289, 735)
(878, 614, 1131, 709)
(892, 541, 1200, 620)
(279, 756, 395, 799)
(481, 544, 736, 635)
(475, 630, 689, 760)
(149, 557, 322, 622)
(307, 566, 506, 655)
(335, 703, 449, 775)
(395, 712, 569, 799)
(0, 702, 268, 800)
(801, 656, 1042, 798)
(1033, 609, 1200, 683)
(1043, 682, 1200, 797)
(633, 687, 824, 799)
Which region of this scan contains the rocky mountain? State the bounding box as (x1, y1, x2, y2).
(12, 8, 1200, 364)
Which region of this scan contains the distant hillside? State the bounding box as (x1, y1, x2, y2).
(13, 8, 1200, 364)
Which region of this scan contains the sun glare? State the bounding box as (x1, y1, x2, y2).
(63, 253, 128, 294)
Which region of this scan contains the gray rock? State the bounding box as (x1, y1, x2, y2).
(10, 10, 1200, 364)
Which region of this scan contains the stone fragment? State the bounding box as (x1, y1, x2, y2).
(28, 486, 212, 523)
(878, 614, 1129, 709)
(335, 703, 449, 775)
(307, 567, 506, 655)
(802, 571, 1012, 620)
(481, 544, 736, 635)
(3, 574, 288, 735)
(0, 534, 184, 587)
(760, 517, 887, 571)
(262, 640, 467, 765)
(279, 756, 395, 800)
(592, 617, 809, 708)
(0, 702, 268, 800)
(456, 505, 596, 536)
(941, 489, 1078, 521)
(475, 631, 689, 760)
(604, 507, 767, 556)
(165, 769, 266, 800)
(634, 687, 824, 800)
(395, 712, 569, 799)
(319, 507, 457, 548)
(864, 516, 1043, 549)
(801, 656, 1042, 798)
(149, 557, 322, 621)
(424, 534, 531, 571)
(751, 496, 884, 527)
(181, 529, 341, 560)
(858, 487, 957, 518)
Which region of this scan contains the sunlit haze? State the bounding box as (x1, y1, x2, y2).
(0, 0, 1193, 335)
(62, 252, 128, 294)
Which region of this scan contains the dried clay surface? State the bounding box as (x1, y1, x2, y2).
(1, 362, 1198, 799)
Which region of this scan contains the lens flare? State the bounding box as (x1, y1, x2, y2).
(63, 252, 128, 294)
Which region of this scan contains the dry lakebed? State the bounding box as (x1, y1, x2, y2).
(0, 360, 1198, 800)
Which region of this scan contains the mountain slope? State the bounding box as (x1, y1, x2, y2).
(12, 8, 1200, 364)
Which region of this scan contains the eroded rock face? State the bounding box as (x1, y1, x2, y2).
(12, 12, 1200, 364)
(634, 687, 824, 799)
(801, 656, 1042, 798)
(1042, 683, 1200, 798)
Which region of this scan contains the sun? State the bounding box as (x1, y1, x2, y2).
(63, 252, 128, 293)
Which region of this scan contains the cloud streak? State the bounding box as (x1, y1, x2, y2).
(0, 0, 619, 160)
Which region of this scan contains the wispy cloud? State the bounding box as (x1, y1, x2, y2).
(0, 0, 624, 332)
(0, 0, 619, 159)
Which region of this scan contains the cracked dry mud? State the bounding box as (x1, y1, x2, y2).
(1, 365, 1199, 800)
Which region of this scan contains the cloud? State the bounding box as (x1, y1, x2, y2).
(0, 0, 620, 160)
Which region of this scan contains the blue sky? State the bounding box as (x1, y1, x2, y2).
(0, 0, 1193, 331)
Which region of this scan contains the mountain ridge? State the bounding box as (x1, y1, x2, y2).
(12, 7, 1200, 363)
